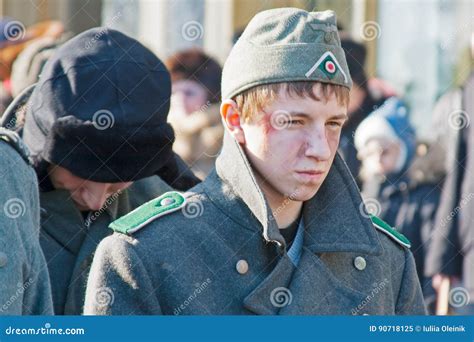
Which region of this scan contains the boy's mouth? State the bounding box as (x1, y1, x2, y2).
(294, 170, 325, 182)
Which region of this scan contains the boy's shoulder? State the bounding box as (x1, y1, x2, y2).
(109, 191, 187, 235)
(109, 187, 211, 237)
(369, 214, 411, 249)
(101, 188, 217, 266)
(0, 128, 31, 165)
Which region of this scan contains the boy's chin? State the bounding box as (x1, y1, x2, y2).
(285, 186, 320, 202)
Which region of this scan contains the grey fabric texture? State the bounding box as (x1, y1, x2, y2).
(39, 175, 172, 315)
(0, 136, 53, 315)
(84, 131, 426, 315)
(221, 8, 352, 100)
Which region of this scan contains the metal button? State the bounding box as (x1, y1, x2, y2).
(160, 197, 175, 206)
(0, 252, 8, 268)
(236, 259, 249, 275)
(354, 256, 367, 271)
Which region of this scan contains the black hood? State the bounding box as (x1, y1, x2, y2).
(22, 27, 174, 182)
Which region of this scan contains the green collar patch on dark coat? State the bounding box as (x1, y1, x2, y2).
(370, 214, 411, 248)
(110, 191, 186, 235)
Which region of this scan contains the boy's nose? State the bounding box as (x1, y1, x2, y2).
(305, 130, 331, 161)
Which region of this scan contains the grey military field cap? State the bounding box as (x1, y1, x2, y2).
(221, 8, 352, 100)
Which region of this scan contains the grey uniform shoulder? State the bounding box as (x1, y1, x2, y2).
(370, 214, 411, 249)
(0, 128, 31, 164)
(109, 190, 205, 236)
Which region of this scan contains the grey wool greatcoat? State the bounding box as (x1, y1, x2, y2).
(0, 129, 53, 315)
(84, 132, 426, 315)
(39, 175, 172, 315)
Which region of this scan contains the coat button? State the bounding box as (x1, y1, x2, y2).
(0, 252, 8, 268)
(236, 260, 249, 275)
(160, 197, 175, 206)
(354, 256, 366, 271)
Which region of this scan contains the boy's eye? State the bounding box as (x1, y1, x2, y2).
(327, 121, 342, 128)
(288, 119, 304, 126)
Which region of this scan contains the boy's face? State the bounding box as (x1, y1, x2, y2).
(223, 84, 347, 203)
(48, 165, 132, 211)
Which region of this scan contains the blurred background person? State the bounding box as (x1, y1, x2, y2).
(425, 32, 474, 315)
(0, 18, 64, 115)
(355, 97, 441, 312)
(166, 48, 223, 179)
(338, 36, 393, 185)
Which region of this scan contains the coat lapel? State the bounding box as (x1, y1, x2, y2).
(279, 247, 367, 315)
(243, 254, 295, 315)
(215, 132, 285, 247)
(64, 191, 124, 313)
(302, 154, 384, 256)
(40, 190, 86, 255)
(64, 210, 114, 313)
(214, 131, 384, 315)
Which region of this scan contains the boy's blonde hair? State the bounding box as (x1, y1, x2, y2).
(234, 81, 350, 122)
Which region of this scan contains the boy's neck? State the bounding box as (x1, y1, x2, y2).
(269, 196, 303, 229)
(255, 175, 303, 229)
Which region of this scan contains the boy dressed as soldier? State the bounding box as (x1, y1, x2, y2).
(85, 8, 426, 315)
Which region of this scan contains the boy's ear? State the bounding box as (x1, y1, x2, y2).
(220, 99, 245, 144)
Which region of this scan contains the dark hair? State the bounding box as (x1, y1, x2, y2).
(340, 34, 368, 89)
(166, 48, 222, 103)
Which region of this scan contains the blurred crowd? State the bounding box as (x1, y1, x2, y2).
(0, 12, 473, 316)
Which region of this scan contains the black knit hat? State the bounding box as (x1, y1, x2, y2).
(23, 27, 175, 182)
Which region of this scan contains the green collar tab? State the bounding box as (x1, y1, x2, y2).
(109, 191, 186, 235)
(370, 214, 411, 249)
